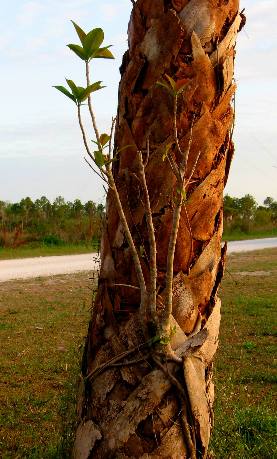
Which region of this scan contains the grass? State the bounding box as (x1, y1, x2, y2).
(1, 229, 276, 259)
(0, 243, 98, 260)
(210, 248, 277, 458)
(0, 249, 276, 457)
(223, 227, 277, 241)
(0, 272, 93, 458)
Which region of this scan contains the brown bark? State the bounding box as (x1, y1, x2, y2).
(73, 1, 242, 457)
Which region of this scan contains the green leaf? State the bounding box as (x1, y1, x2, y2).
(148, 335, 161, 346)
(53, 85, 76, 103)
(94, 150, 105, 168)
(158, 326, 177, 345)
(71, 21, 86, 45)
(76, 88, 86, 102)
(65, 79, 79, 97)
(165, 74, 176, 91)
(67, 43, 86, 60)
(83, 28, 104, 59)
(94, 46, 115, 59)
(156, 81, 172, 92)
(81, 82, 105, 101)
(157, 74, 178, 95)
(99, 133, 110, 147)
(162, 143, 171, 161)
(159, 335, 171, 345)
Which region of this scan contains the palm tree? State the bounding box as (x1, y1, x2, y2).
(73, 1, 243, 457)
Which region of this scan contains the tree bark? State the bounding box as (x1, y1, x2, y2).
(73, 1, 242, 457)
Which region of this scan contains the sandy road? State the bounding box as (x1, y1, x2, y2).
(0, 238, 276, 282)
(227, 237, 277, 253)
(0, 253, 100, 282)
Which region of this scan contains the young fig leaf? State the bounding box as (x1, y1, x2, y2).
(71, 21, 86, 45)
(94, 46, 115, 59)
(81, 82, 105, 101)
(162, 143, 171, 161)
(53, 85, 76, 103)
(66, 79, 79, 97)
(156, 81, 172, 92)
(94, 150, 105, 168)
(67, 43, 86, 60)
(159, 334, 171, 345)
(99, 133, 110, 147)
(83, 28, 104, 59)
(165, 74, 177, 92)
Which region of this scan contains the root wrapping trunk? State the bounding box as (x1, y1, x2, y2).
(73, 1, 242, 457)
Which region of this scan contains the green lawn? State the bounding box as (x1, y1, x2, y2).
(0, 243, 98, 260)
(211, 248, 277, 458)
(0, 249, 276, 458)
(223, 227, 277, 241)
(1, 229, 276, 260)
(0, 272, 92, 458)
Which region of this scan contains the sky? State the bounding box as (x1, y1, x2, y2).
(0, 0, 276, 205)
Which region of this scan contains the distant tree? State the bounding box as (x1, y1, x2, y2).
(19, 197, 34, 228)
(255, 207, 271, 226)
(34, 196, 51, 219)
(0, 201, 6, 226)
(223, 195, 239, 221)
(53, 196, 67, 221)
(72, 199, 84, 217)
(96, 203, 105, 215)
(85, 200, 96, 216)
(238, 194, 257, 221)
(264, 196, 274, 208)
(0, 196, 103, 247)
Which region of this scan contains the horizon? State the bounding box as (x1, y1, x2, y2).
(1, 191, 275, 208)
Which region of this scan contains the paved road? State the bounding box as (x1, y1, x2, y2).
(227, 237, 277, 253)
(0, 253, 100, 282)
(0, 238, 276, 282)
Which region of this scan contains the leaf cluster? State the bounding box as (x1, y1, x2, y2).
(68, 21, 114, 62)
(54, 79, 104, 105)
(92, 133, 111, 167)
(53, 21, 114, 105)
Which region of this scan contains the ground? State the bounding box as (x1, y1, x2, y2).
(0, 249, 276, 458)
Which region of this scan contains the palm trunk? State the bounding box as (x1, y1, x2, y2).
(73, 1, 242, 457)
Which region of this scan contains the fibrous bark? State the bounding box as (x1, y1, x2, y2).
(74, 1, 242, 457)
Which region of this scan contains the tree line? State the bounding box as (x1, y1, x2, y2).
(223, 194, 277, 236)
(0, 196, 104, 248)
(0, 194, 276, 249)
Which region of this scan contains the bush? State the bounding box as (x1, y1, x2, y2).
(42, 235, 65, 246)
